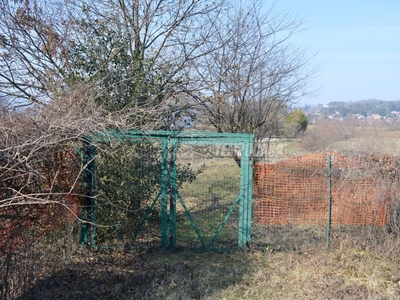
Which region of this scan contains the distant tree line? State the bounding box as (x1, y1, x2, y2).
(306, 99, 400, 118)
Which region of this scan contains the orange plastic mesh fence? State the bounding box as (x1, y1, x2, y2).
(0, 149, 83, 255)
(253, 153, 400, 227)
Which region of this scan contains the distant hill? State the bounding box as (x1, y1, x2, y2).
(303, 99, 400, 118)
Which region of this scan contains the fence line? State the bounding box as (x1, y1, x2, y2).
(253, 153, 400, 245)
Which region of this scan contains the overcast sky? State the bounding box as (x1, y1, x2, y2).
(268, 0, 400, 106)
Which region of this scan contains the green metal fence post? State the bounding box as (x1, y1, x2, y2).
(89, 144, 96, 249)
(80, 139, 96, 249)
(169, 138, 178, 249)
(326, 155, 332, 248)
(246, 139, 253, 244)
(238, 138, 253, 247)
(161, 137, 169, 248)
(80, 140, 89, 246)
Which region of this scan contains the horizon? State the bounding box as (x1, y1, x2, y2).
(299, 98, 400, 108)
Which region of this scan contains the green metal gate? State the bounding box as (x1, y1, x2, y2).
(81, 130, 253, 251)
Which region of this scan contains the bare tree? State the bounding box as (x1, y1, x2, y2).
(191, 0, 317, 145)
(0, 0, 74, 107)
(0, 0, 228, 125)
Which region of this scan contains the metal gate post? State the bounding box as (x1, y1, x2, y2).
(89, 143, 96, 249)
(238, 138, 253, 247)
(168, 138, 178, 249)
(80, 139, 96, 249)
(161, 137, 169, 247)
(245, 139, 253, 244)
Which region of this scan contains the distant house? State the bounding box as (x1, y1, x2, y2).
(391, 111, 400, 117)
(354, 114, 365, 119)
(385, 117, 394, 123)
(368, 114, 382, 120)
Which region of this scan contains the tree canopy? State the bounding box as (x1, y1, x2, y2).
(0, 0, 316, 134)
(285, 109, 308, 138)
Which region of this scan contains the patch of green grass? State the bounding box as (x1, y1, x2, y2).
(175, 159, 241, 248)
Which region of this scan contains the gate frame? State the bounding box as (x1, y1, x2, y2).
(81, 130, 254, 249)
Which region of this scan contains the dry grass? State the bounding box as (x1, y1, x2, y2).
(305, 123, 400, 156)
(11, 238, 400, 300)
